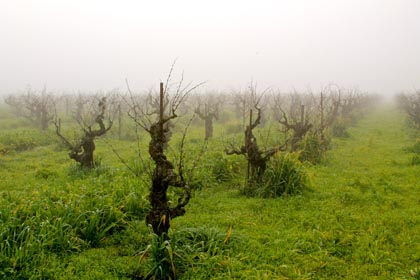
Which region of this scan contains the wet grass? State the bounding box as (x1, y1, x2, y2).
(1, 104, 420, 279)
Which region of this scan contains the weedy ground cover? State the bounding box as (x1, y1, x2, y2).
(1, 104, 420, 279)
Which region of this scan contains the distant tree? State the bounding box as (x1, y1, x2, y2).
(271, 92, 313, 152)
(231, 88, 255, 129)
(231, 82, 274, 129)
(340, 88, 364, 120)
(53, 96, 114, 168)
(4, 88, 56, 131)
(194, 94, 220, 140)
(316, 85, 342, 142)
(397, 90, 420, 129)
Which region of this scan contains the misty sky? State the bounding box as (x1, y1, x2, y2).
(1, 0, 419, 95)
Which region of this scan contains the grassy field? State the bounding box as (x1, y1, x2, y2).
(1, 102, 420, 279)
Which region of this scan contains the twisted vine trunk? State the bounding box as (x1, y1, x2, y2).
(69, 137, 95, 168)
(226, 108, 279, 185)
(145, 83, 191, 236)
(54, 97, 111, 169)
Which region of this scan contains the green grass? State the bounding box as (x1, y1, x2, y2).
(1, 103, 420, 279)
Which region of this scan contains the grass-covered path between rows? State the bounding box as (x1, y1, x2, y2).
(179, 104, 420, 279)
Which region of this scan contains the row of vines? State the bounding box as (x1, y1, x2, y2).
(1, 77, 375, 278)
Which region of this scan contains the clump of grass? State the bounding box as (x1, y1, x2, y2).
(299, 133, 329, 164)
(0, 176, 147, 278)
(123, 192, 150, 220)
(35, 168, 59, 179)
(243, 152, 308, 198)
(75, 205, 126, 247)
(172, 226, 230, 259)
(67, 157, 111, 178)
(404, 138, 420, 154)
(142, 233, 177, 280)
(411, 154, 420, 165)
(132, 227, 232, 279)
(211, 152, 241, 182)
(404, 138, 420, 165)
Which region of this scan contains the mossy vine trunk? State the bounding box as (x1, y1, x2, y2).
(145, 82, 191, 236)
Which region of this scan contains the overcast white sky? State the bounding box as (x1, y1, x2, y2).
(1, 0, 419, 95)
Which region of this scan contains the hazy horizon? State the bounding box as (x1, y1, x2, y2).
(1, 0, 419, 95)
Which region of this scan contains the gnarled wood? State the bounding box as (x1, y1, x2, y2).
(226, 107, 283, 184)
(54, 97, 112, 168)
(145, 82, 191, 236)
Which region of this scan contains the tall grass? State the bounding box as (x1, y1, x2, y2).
(0, 170, 149, 278)
(132, 227, 232, 279)
(259, 152, 309, 198)
(2, 105, 420, 278)
(242, 152, 309, 198)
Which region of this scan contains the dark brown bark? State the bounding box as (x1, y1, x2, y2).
(226, 108, 281, 184)
(68, 136, 96, 168)
(145, 83, 191, 236)
(54, 97, 112, 168)
(279, 104, 313, 151)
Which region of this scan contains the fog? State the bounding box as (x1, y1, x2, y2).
(1, 0, 419, 95)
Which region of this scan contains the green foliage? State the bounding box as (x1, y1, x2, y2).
(0, 129, 52, 155)
(406, 138, 420, 154)
(411, 154, 420, 165)
(133, 227, 230, 279)
(123, 192, 150, 220)
(243, 152, 308, 198)
(35, 168, 59, 179)
(225, 123, 243, 134)
(142, 233, 177, 280)
(211, 152, 241, 182)
(2, 104, 420, 279)
(75, 205, 125, 247)
(298, 132, 329, 163)
(404, 138, 420, 165)
(0, 169, 149, 278)
(332, 118, 350, 138)
(409, 267, 420, 279)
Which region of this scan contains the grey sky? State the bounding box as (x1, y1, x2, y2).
(1, 0, 419, 95)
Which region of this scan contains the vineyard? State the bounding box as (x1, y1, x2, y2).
(1, 85, 420, 279)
